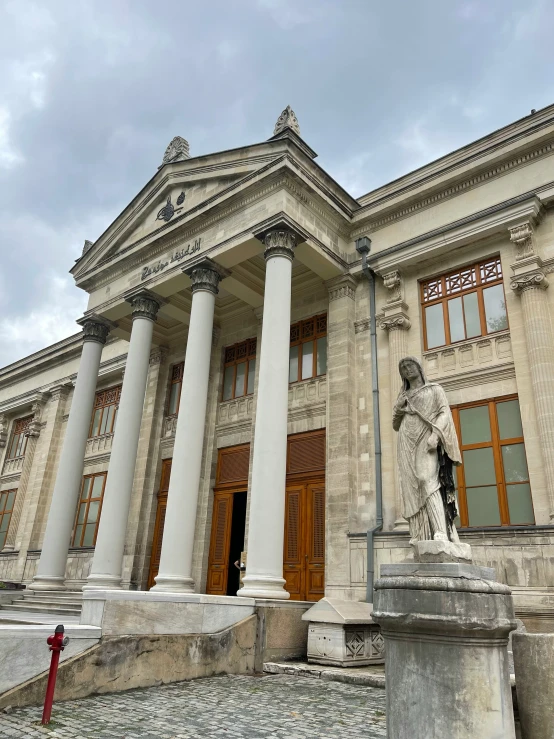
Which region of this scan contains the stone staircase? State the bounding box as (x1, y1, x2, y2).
(0, 590, 83, 619)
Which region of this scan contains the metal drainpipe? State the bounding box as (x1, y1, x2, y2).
(355, 237, 383, 603)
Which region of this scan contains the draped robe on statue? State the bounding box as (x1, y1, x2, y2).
(393, 358, 462, 542)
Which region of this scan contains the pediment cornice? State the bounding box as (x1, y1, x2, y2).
(74, 156, 354, 292)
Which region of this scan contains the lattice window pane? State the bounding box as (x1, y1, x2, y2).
(480, 258, 503, 284)
(446, 267, 476, 295)
(316, 314, 327, 335)
(301, 319, 315, 339)
(224, 346, 236, 363)
(290, 324, 300, 343)
(423, 278, 443, 303)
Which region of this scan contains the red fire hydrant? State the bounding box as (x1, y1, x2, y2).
(42, 624, 69, 725)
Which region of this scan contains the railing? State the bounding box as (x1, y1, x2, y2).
(1, 455, 25, 475)
(84, 433, 114, 457)
(422, 331, 512, 378)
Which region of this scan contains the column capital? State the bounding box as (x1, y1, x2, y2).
(183, 257, 229, 295)
(326, 274, 357, 301)
(510, 268, 549, 294)
(380, 313, 411, 332)
(149, 345, 169, 366)
(383, 270, 403, 303)
(25, 393, 49, 438)
(77, 316, 112, 344)
(126, 290, 163, 321)
(262, 229, 296, 262)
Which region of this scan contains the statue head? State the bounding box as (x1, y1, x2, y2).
(399, 356, 427, 391)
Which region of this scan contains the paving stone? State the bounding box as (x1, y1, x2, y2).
(0, 674, 387, 738)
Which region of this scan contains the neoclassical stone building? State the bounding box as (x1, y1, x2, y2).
(1, 105, 554, 626)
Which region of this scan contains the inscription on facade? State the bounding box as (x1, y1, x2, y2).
(141, 238, 202, 281)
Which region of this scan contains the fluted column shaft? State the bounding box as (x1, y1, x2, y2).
(32, 320, 109, 591)
(239, 229, 296, 600)
(85, 293, 161, 590)
(153, 260, 225, 592)
(512, 276, 554, 518)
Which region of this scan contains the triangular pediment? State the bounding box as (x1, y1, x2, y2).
(72, 146, 287, 281)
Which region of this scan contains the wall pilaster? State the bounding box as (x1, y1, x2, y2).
(509, 221, 554, 520)
(379, 270, 411, 531)
(324, 273, 358, 599)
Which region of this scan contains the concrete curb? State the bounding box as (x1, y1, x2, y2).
(263, 661, 386, 689)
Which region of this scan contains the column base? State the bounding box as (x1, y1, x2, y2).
(393, 517, 409, 531)
(150, 575, 195, 593)
(30, 576, 67, 592)
(238, 574, 290, 600)
(83, 573, 123, 591)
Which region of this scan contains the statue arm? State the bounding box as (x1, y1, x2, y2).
(392, 395, 405, 432)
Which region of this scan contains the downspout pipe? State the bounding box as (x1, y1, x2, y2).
(355, 237, 383, 603)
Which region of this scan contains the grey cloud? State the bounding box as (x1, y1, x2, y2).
(0, 0, 553, 364)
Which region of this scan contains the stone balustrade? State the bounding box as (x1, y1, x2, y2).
(84, 433, 114, 457)
(423, 331, 512, 378)
(1, 455, 25, 476)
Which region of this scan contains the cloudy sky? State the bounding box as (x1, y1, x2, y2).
(1, 0, 553, 367)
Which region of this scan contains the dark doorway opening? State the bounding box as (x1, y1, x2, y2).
(226, 491, 247, 596)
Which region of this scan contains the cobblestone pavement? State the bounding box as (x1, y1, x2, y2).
(0, 674, 387, 738)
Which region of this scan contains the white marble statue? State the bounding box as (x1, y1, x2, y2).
(393, 356, 463, 548)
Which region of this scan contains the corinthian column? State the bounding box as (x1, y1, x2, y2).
(152, 259, 227, 592)
(379, 270, 411, 531)
(509, 222, 554, 519)
(239, 228, 296, 600)
(32, 318, 110, 591)
(85, 292, 162, 590)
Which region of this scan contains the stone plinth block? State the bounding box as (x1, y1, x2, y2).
(512, 633, 554, 739)
(302, 598, 384, 667)
(373, 563, 516, 739)
(414, 538, 472, 564)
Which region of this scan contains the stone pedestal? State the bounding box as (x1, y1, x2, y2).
(373, 563, 516, 739)
(302, 598, 384, 667)
(512, 633, 554, 739)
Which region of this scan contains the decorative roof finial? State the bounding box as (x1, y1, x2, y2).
(82, 239, 94, 255)
(161, 136, 190, 166)
(273, 105, 300, 137)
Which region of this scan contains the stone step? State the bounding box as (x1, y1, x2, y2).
(1, 603, 82, 615)
(26, 591, 83, 600)
(20, 598, 82, 609)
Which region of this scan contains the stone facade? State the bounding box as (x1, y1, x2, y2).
(0, 106, 553, 627)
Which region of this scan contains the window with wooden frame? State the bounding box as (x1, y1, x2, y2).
(89, 386, 121, 439)
(167, 362, 184, 415)
(421, 257, 508, 350)
(71, 472, 107, 547)
(222, 338, 257, 401)
(289, 314, 327, 384)
(0, 489, 16, 549)
(6, 416, 32, 460)
(452, 396, 534, 528)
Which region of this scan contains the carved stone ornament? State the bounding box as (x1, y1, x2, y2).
(263, 229, 296, 261)
(189, 264, 224, 295)
(510, 270, 549, 293)
(25, 393, 49, 438)
(149, 346, 169, 366)
(327, 276, 356, 302)
(380, 314, 411, 332)
(509, 221, 536, 261)
(383, 270, 403, 303)
(161, 136, 190, 166)
(156, 195, 175, 223)
(82, 239, 94, 256)
(82, 319, 110, 345)
(129, 293, 162, 322)
(0, 414, 7, 448)
(273, 105, 301, 137)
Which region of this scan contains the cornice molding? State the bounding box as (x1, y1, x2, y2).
(352, 140, 554, 236)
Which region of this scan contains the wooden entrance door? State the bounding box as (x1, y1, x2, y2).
(206, 444, 250, 596)
(147, 458, 172, 589)
(283, 480, 325, 601)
